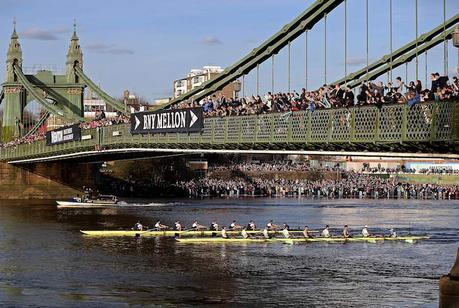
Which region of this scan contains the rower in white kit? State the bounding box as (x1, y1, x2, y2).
(322, 225, 331, 238)
(155, 221, 169, 231)
(281, 223, 290, 238)
(362, 225, 370, 237)
(192, 220, 206, 231)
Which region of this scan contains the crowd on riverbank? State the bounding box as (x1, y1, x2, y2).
(209, 162, 339, 173)
(176, 169, 459, 200)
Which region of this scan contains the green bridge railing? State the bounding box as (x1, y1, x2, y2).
(1, 101, 459, 162)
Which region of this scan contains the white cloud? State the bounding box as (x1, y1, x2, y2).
(21, 27, 66, 40)
(200, 36, 223, 45)
(86, 43, 134, 55)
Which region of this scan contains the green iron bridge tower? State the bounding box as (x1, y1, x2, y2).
(0, 21, 127, 142)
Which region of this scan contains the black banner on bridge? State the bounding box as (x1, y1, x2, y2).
(130, 107, 204, 134)
(45, 124, 81, 146)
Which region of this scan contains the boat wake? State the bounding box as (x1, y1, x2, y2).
(116, 201, 183, 207)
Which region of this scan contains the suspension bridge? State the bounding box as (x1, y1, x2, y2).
(1, 0, 459, 164)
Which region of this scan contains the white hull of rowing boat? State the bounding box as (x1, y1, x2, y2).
(56, 201, 117, 208)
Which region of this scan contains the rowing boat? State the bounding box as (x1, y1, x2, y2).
(175, 236, 429, 244)
(79, 230, 307, 237)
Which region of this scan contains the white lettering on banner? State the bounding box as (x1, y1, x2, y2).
(163, 114, 168, 129)
(133, 109, 201, 133)
(143, 115, 149, 130)
(157, 114, 162, 129)
(49, 127, 77, 144)
(143, 114, 158, 130)
(51, 131, 63, 143)
(178, 111, 186, 128)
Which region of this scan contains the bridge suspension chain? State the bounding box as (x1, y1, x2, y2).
(73, 66, 127, 114)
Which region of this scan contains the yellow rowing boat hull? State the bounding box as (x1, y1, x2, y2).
(175, 236, 429, 244)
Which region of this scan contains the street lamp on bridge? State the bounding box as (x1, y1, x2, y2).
(453, 27, 459, 48)
(453, 27, 459, 76)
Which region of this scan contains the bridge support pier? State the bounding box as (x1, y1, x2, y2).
(0, 161, 99, 199)
(439, 248, 459, 307)
(1, 85, 24, 142)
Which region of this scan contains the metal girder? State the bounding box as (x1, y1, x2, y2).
(14, 65, 83, 122)
(74, 66, 127, 114)
(347, 27, 456, 89)
(23, 111, 50, 137)
(157, 0, 344, 110)
(334, 13, 459, 86)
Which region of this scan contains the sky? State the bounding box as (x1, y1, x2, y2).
(0, 0, 458, 101)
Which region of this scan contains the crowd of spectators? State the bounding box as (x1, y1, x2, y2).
(176, 168, 459, 200)
(79, 111, 130, 129)
(209, 161, 334, 173)
(174, 74, 459, 117)
(0, 131, 45, 149)
(0, 111, 130, 149)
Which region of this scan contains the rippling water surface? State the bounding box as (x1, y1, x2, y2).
(0, 198, 458, 307)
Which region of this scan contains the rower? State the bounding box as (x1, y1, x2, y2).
(247, 220, 257, 231)
(303, 225, 313, 238)
(389, 228, 397, 238)
(281, 224, 290, 238)
(362, 225, 370, 237)
(209, 221, 219, 231)
(266, 220, 279, 231)
(343, 225, 352, 238)
(155, 221, 168, 231)
(241, 227, 250, 239)
(192, 220, 206, 231)
(322, 225, 331, 238)
(230, 220, 242, 230)
(133, 221, 143, 231)
(73, 194, 82, 203)
(174, 221, 183, 231)
(263, 228, 271, 239)
(221, 226, 229, 239)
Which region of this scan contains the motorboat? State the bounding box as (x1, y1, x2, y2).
(56, 195, 118, 208)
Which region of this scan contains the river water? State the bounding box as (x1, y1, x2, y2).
(0, 198, 457, 307)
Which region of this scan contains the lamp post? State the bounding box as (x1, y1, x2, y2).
(453, 27, 459, 75)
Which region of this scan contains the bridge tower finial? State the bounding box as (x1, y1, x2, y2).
(66, 19, 83, 82)
(6, 17, 22, 82)
(71, 18, 79, 41)
(11, 17, 18, 39)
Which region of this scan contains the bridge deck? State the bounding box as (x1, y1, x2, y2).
(1, 102, 458, 163)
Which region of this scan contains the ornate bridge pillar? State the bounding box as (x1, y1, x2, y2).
(64, 22, 85, 117)
(2, 20, 25, 142)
